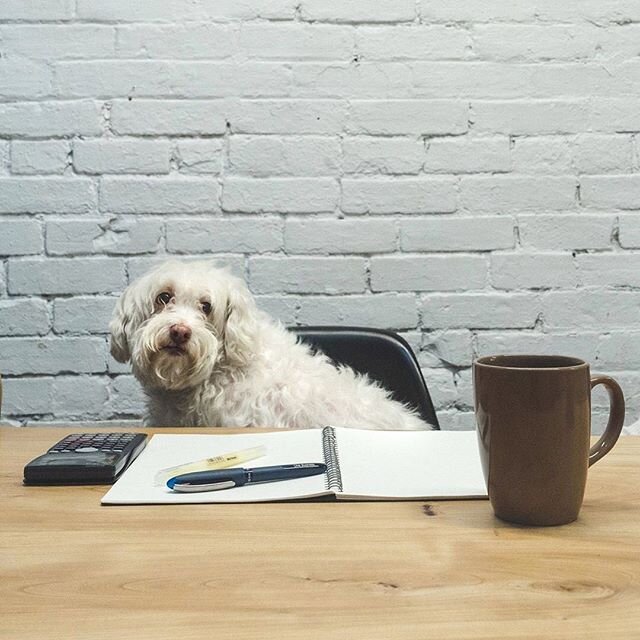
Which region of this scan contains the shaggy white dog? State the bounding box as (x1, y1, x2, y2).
(109, 260, 432, 431)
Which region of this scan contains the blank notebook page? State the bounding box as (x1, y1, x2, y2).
(335, 428, 487, 499)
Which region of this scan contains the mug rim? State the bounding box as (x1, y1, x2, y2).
(474, 354, 587, 371)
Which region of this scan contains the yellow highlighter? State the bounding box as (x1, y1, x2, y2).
(153, 446, 266, 486)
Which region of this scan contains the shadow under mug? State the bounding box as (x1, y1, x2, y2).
(474, 355, 625, 526)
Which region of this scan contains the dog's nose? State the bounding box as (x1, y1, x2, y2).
(169, 324, 192, 345)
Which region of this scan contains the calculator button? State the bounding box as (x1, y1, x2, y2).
(75, 446, 100, 453)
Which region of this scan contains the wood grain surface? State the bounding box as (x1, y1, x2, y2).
(1, 427, 639, 640)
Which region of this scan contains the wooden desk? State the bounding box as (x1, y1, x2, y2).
(1, 427, 639, 640)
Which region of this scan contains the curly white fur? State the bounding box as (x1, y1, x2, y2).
(109, 260, 432, 431)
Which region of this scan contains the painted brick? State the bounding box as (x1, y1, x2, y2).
(232, 100, 347, 134)
(2, 378, 54, 415)
(0, 141, 8, 175)
(472, 25, 600, 62)
(0, 299, 50, 336)
(541, 290, 640, 329)
(0, 178, 96, 214)
(347, 100, 468, 135)
(491, 252, 577, 290)
(255, 296, 299, 325)
(511, 136, 572, 174)
(576, 253, 640, 287)
(46, 218, 163, 256)
(573, 135, 635, 173)
(100, 177, 219, 214)
(77, 0, 179, 22)
(420, 292, 540, 329)
(0, 337, 106, 374)
(111, 100, 228, 136)
(285, 218, 397, 254)
(77, 0, 296, 22)
(343, 137, 425, 175)
(300, 0, 416, 23)
(342, 177, 457, 214)
(0, 101, 102, 137)
(475, 331, 599, 365)
(73, 139, 171, 174)
(174, 139, 223, 175)
(590, 99, 640, 133)
(116, 24, 237, 59)
(518, 214, 615, 250)
(371, 255, 487, 292)
(459, 176, 577, 212)
(229, 136, 340, 176)
(3, 376, 110, 419)
(419, 1, 640, 25)
(0, 58, 52, 99)
(126, 256, 245, 283)
(1, 25, 115, 59)
(106, 376, 145, 417)
(618, 215, 640, 249)
(0, 219, 43, 256)
(292, 63, 412, 99)
(223, 178, 339, 213)
(420, 330, 473, 368)
(248, 257, 367, 294)
(357, 26, 470, 60)
(297, 293, 418, 328)
(401, 217, 515, 252)
(417, 63, 613, 100)
(422, 368, 457, 409)
(53, 376, 110, 417)
(166, 218, 283, 254)
(453, 369, 474, 408)
(473, 101, 589, 135)
(9, 258, 125, 295)
(597, 333, 640, 369)
(424, 137, 511, 174)
(0, 0, 74, 20)
(239, 24, 353, 60)
(11, 141, 70, 175)
(580, 175, 640, 209)
(201, 0, 298, 23)
(53, 296, 117, 334)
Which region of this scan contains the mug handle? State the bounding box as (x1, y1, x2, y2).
(589, 375, 625, 467)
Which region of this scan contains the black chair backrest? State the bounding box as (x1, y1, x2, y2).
(290, 326, 440, 429)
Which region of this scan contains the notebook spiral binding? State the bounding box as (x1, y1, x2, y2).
(322, 426, 343, 492)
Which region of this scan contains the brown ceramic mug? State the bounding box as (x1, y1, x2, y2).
(473, 355, 625, 526)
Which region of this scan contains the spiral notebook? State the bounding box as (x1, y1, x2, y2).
(102, 427, 487, 504)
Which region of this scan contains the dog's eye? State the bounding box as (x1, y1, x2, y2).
(201, 301, 212, 315)
(156, 292, 172, 306)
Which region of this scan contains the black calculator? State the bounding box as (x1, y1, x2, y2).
(23, 432, 148, 485)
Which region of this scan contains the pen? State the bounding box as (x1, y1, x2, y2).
(166, 462, 327, 493)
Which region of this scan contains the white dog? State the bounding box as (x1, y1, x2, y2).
(109, 260, 432, 431)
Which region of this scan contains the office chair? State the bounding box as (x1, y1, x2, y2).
(290, 326, 440, 429)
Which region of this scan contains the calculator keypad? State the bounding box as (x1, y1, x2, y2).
(49, 433, 139, 454)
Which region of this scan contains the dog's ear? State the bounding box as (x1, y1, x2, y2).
(222, 277, 258, 369)
(109, 280, 147, 363)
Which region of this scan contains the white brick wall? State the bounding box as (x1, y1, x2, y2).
(1, 0, 639, 431)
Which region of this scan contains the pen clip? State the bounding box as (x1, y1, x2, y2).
(171, 480, 237, 492)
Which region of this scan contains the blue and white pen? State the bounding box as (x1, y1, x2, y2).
(166, 462, 327, 493)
